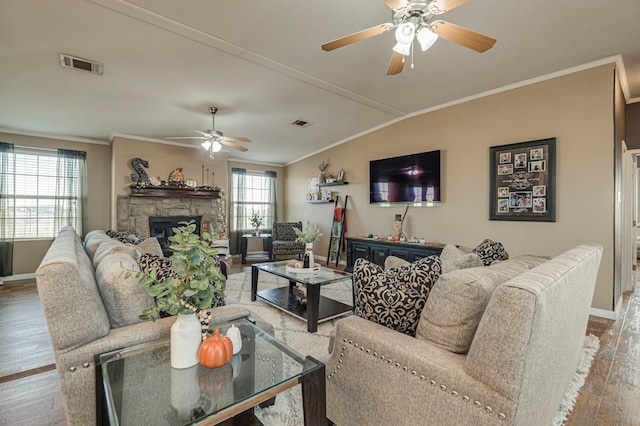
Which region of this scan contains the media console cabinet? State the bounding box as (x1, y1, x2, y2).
(345, 237, 445, 272)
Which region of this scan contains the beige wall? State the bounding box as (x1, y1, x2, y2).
(285, 65, 616, 311)
(0, 132, 111, 274)
(112, 136, 229, 197)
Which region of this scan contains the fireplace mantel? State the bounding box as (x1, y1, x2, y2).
(129, 185, 220, 199)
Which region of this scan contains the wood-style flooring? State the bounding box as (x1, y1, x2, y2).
(0, 261, 639, 425)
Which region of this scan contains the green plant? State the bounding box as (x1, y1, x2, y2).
(249, 211, 263, 229)
(126, 221, 225, 321)
(294, 221, 322, 243)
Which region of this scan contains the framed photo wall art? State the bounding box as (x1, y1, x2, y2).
(489, 137, 556, 221)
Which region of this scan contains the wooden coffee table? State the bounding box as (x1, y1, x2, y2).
(251, 260, 352, 332)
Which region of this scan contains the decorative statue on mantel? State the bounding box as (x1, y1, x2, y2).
(130, 157, 150, 185)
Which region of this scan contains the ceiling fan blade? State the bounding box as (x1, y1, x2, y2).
(165, 136, 207, 140)
(430, 0, 468, 14)
(191, 129, 213, 137)
(386, 52, 405, 75)
(322, 24, 393, 51)
(384, 0, 408, 10)
(223, 136, 252, 143)
(431, 20, 496, 53)
(220, 140, 249, 152)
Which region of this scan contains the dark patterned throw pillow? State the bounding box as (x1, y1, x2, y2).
(137, 254, 226, 312)
(138, 253, 178, 281)
(107, 229, 146, 244)
(353, 256, 442, 336)
(472, 239, 509, 266)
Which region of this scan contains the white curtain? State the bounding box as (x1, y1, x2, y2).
(0, 142, 15, 278)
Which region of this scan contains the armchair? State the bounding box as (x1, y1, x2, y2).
(270, 221, 305, 260)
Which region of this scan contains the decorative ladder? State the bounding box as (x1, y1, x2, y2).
(326, 195, 348, 267)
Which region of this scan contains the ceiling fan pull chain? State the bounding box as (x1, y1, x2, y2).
(411, 40, 415, 69)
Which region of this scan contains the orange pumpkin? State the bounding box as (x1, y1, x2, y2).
(198, 328, 233, 369)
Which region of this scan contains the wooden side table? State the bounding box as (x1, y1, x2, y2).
(241, 234, 273, 264)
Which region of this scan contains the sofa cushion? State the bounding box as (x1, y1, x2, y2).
(84, 232, 113, 260)
(353, 256, 442, 336)
(440, 244, 483, 273)
(93, 239, 141, 268)
(472, 239, 509, 266)
(95, 252, 156, 328)
(415, 260, 531, 353)
(133, 237, 163, 257)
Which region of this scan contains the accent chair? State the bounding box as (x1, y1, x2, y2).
(270, 221, 305, 260)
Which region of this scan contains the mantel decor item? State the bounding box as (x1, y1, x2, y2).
(489, 137, 556, 222)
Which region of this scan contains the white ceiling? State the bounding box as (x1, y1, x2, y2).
(1, 0, 639, 165)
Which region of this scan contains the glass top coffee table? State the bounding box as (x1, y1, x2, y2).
(99, 317, 326, 425)
(251, 260, 352, 332)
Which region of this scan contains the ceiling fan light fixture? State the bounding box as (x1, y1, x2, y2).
(394, 22, 415, 45)
(201, 140, 212, 150)
(211, 141, 223, 152)
(416, 27, 438, 51)
(392, 41, 411, 56)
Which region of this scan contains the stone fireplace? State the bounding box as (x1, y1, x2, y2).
(116, 195, 226, 240)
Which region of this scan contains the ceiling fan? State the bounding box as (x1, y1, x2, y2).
(321, 0, 496, 75)
(166, 106, 251, 157)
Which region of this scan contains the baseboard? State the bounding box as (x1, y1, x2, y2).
(590, 304, 620, 320)
(1, 273, 36, 283)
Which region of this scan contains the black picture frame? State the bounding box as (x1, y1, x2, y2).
(490, 138, 556, 222)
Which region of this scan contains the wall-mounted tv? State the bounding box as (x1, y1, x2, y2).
(369, 150, 441, 205)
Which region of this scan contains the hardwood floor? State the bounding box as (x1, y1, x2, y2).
(1, 263, 639, 425)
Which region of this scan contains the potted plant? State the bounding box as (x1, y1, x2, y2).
(127, 220, 225, 368)
(294, 222, 322, 269)
(249, 211, 263, 235)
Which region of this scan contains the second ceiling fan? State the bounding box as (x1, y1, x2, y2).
(321, 0, 496, 75)
(166, 106, 251, 157)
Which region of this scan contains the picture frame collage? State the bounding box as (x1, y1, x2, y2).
(490, 138, 556, 222)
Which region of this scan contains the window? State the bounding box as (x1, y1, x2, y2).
(230, 168, 276, 231)
(1, 147, 86, 239)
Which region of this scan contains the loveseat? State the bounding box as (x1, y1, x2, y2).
(35, 227, 273, 426)
(323, 243, 603, 426)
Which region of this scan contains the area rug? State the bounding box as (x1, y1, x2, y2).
(224, 271, 600, 426)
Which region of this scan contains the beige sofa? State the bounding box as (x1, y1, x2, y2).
(36, 227, 272, 426)
(323, 243, 602, 426)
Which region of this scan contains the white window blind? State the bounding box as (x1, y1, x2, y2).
(7, 149, 82, 239)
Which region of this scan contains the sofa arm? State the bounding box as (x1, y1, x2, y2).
(323, 316, 516, 426)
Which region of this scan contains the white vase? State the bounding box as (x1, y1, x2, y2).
(305, 242, 315, 268)
(171, 313, 201, 369)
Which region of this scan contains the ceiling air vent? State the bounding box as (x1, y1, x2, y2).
(59, 54, 103, 75)
(290, 119, 312, 128)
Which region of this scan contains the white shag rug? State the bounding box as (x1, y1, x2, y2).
(224, 271, 599, 426)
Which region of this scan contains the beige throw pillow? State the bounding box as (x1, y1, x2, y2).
(415, 260, 531, 353)
(384, 255, 410, 270)
(439, 244, 483, 273)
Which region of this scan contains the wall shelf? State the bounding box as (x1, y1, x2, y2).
(305, 199, 334, 204)
(318, 181, 348, 187)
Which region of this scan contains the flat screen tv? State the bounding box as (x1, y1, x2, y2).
(369, 150, 441, 205)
